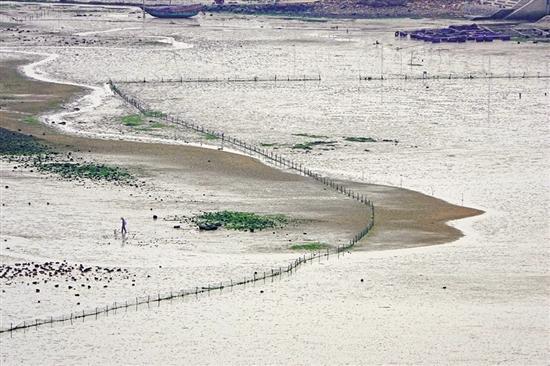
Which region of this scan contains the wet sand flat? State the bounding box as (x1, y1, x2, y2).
(1, 57, 482, 252)
(0, 55, 482, 325)
(1, 4, 548, 365)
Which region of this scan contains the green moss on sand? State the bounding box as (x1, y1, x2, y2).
(38, 162, 133, 182)
(290, 242, 329, 251)
(0, 127, 48, 155)
(121, 114, 143, 127)
(196, 210, 287, 231)
(344, 136, 377, 143)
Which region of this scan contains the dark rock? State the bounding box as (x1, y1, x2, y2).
(198, 223, 218, 231)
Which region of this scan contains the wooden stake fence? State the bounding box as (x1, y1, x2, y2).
(111, 72, 549, 85)
(111, 75, 322, 84)
(359, 72, 550, 81)
(0, 80, 377, 335)
(0, 241, 371, 334)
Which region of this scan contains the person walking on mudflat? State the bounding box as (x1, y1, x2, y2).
(121, 217, 127, 235)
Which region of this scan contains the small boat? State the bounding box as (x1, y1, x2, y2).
(143, 4, 203, 19)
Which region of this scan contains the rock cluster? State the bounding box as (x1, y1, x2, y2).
(0, 261, 132, 285)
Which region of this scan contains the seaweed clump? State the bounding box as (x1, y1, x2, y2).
(0, 128, 135, 184)
(290, 242, 329, 251)
(37, 162, 133, 183)
(196, 211, 287, 231)
(0, 128, 48, 156)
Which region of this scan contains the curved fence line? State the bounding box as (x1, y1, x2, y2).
(0, 80, 374, 335)
(108, 80, 375, 215)
(1, 246, 363, 334)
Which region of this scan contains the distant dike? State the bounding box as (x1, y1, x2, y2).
(7, 0, 550, 21)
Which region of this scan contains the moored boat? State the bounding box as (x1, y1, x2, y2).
(143, 4, 203, 19)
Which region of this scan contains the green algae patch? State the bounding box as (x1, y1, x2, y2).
(121, 114, 143, 127)
(204, 133, 219, 140)
(149, 122, 168, 129)
(292, 140, 337, 150)
(290, 242, 329, 251)
(122, 110, 167, 127)
(143, 110, 166, 118)
(196, 211, 287, 231)
(344, 136, 377, 143)
(37, 162, 133, 182)
(135, 122, 170, 131)
(22, 116, 40, 125)
(0, 127, 48, 156)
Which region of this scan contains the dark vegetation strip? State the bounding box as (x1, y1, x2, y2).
(0, 127, 134, 184)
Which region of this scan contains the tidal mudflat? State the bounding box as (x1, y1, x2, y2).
(0, 2, 548, 365)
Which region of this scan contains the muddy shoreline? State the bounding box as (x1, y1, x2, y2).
(0, 56, 483, 252)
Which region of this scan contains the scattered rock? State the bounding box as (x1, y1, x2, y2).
(198, 223, 219, 231)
